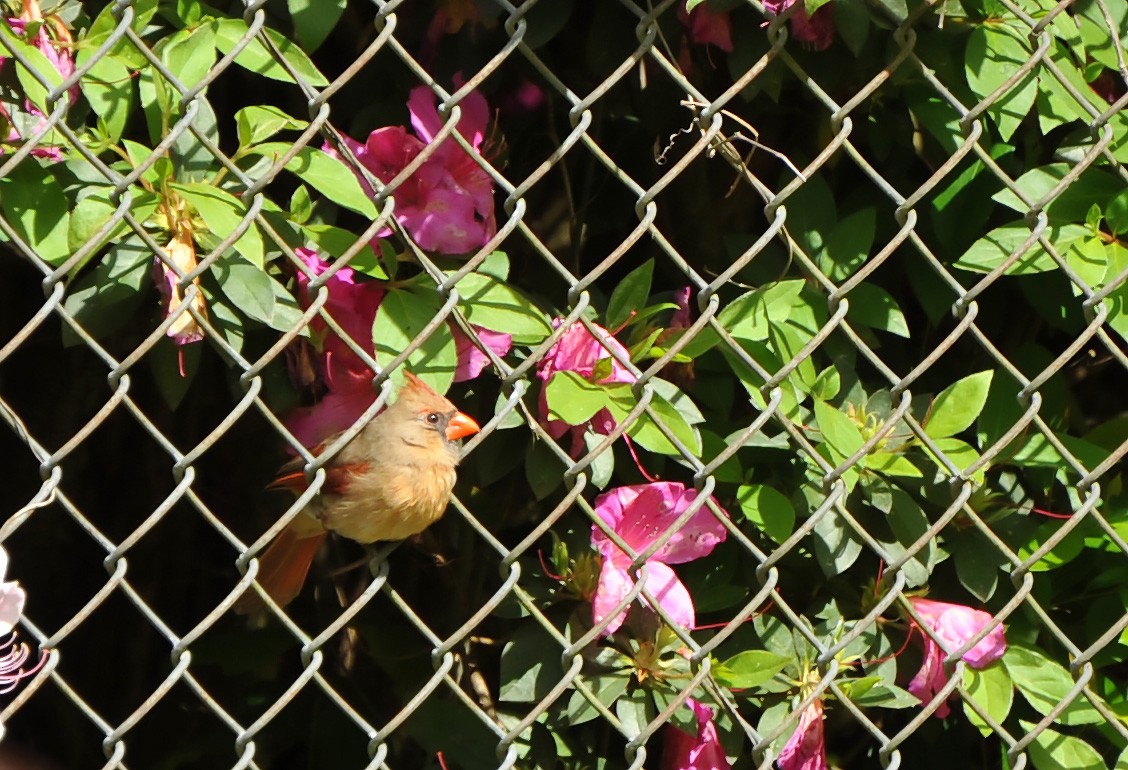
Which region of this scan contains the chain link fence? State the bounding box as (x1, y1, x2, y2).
(0, 0, 1126, 767)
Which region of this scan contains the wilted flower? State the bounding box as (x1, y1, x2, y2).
(776, 700, 828, 770)
(154, 227, 207, 346)
(678, 1, 734, 52)
(326, 84, 496, 254)
(662, 698, 731, 770)
(286, 249, 508, 446)
(591, 482, 727, 635)
(907, 597, 1007, 718)
(763, 0, 835, 51)
(537, 319, 637, 456)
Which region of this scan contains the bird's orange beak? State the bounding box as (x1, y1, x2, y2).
(446, 411, 480, 441)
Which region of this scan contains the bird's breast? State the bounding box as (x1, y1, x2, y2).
(318, 461, 457, 543)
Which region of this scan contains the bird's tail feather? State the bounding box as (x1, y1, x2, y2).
(236, 528, 327, 614)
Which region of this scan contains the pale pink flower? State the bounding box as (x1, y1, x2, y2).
(537, 319, 636, 456)
(776, 700, 828, 770)
(0, 549, 26, 637)
(907, 597, 1007, 718)
(325, 84, 496, 254)
(662, 698, 730, 770)
(677, 2, 734, 52)
(591, 482, 727, 635)
(0, 545, 42, 718)
(763, 0, 835, 51)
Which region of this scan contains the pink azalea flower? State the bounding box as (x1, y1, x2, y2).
(776, 700, 828, 770)
(763, 0, 835, 51)
(453, 326, 511, 382)
(591, 482, 727, 635)
(286, 249, 507, 445)
(325, 84, 496, 254)
(1, 15, 76, 159)
(677, 2, 734, 52)
(662, 698, 731, 770)
(907, 597, 1007, 718)
(537, 319, 637, 456)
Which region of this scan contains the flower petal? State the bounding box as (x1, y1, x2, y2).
(641, 560, 695, 631)
(592, 557, 634, 635)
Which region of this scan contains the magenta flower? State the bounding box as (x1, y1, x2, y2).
(453, 326, 511, 382)
(325, 84, 496, 254)
(662, 698, 731, 770)
(591, 482, 727, 635)
(907, 597, 1007, 718)
(676, 1, 730, 51)
(776, 700, 828, 770)
(763, 0, 835, 51)
(286, 250, 508, 446)
(1, 15, 76, 159)
(678, 2, 734, 52)
(537, 319, 637, 456)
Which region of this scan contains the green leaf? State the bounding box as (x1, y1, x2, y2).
(881, 488, 934, 588)
(62, 235, 151, 345)
(372, 287, 458, 394)
(288, 0, 346, 51)
(1107, 187, 1128, 236)
(737, 484, 795, 544)
(77, 51, 133, 144)
(955, 223, 1089, 275)
(1, 161, 70, 266)
(811, 366, 841, 401)
(819, 208, 875, 281)
(290, 184, 312, 224)
(212, 18, 330, 86)
(251, 143, 377, 218)
(623, 393, 702, 457)
(952, 528, 1002, 602)
(963, 665, 1013, 736)
(1004, 646, 1104, 726)
(565, 675, 630, 726)
(451, 271, 552, 344)
(172, 182, 265, 267)
(993, 164, 1125, 223)
(713, 650, 791, 689)
(812, 506, 863, 575)
(850, 684, 921, 708)
(606, 259, 654, 331)
(545, 372, 616, 426)
(814, 400, 866, 459)
(1022, 722, 1105, 770)
(66, 190, 159, 276)
(209, 257, 305, 336)
(719, 280, 805, 342)
(160, 22, 217, 90)
(499, 624, 563, 704)
(847, 283, 910, 338)
(236, 105, 309, 148)
(863, 452, 923, 478)
(925, 371, 993, 439)
(965, 25, 1037, 140)
(300, 224, 385, 279)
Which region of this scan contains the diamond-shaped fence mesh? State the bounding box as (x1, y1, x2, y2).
(1, 0, 1126, 767)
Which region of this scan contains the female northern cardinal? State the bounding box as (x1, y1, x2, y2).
(239, 372, 480, 611)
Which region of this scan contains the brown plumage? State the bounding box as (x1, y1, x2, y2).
(238, 372, 480, 611)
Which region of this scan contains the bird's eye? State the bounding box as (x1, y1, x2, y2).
(425, 412, 442, 425)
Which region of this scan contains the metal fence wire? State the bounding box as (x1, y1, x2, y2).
(0, 0, 1127, 767)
